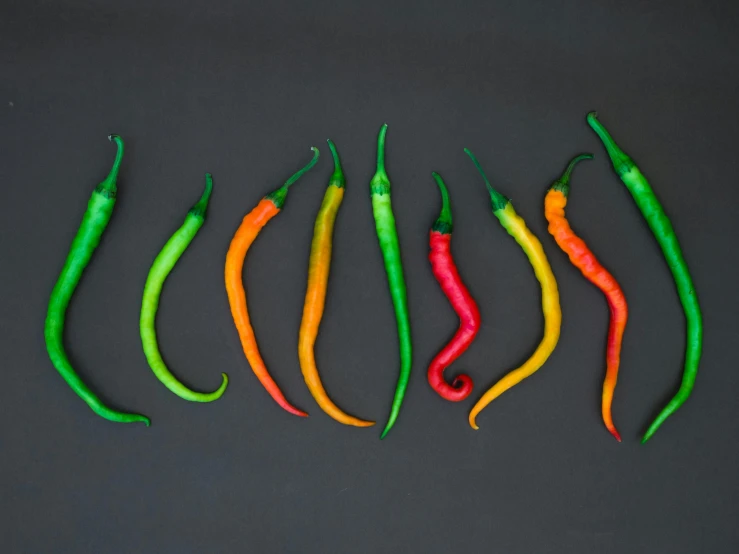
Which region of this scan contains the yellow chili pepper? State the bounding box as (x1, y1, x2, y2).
(465, 149, 562, 430)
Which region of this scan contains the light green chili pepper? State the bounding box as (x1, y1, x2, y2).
(370, 124, 412, 438)
(140, 174, 228, 402)
(588, 112, 703, 443)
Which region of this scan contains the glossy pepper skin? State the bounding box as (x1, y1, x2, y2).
(225, 148, 319, 417)
(427, 172, 480, 401)
(370, 124, 412, 439)
(544, 154, 628, 441)
(587, 112, 703, 443)
(298, 140, 374, 427)
(465, 149, 562, 430)
(140, 174, 228, 402)
(45, 135, 150, 425)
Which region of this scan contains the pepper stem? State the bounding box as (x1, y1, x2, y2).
(431, 172, 453, 234)
(370, 124, 390, 195)
(96, 134, 124, 198)
(586, 112, 634, 176)
(189, 173, 213, 217)
(266, 147, 320, 208)
(327, 139, 345, 188)
(550, 153, 593, 196)
(464, 148, 509, 211)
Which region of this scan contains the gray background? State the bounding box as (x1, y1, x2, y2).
(2, 0, 738, 552)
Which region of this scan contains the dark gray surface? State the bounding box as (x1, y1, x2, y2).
(2, 0, 739, 552)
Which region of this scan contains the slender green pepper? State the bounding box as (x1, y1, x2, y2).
(587, 112, 703, 443)
(140, 174, 228, 402)
(45, 135, 150, 425)
(370, 124, 412, 439)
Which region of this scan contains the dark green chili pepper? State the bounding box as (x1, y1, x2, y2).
(370, 124, 412, 439)
(587, 112, 703, 443)
(44, 135, 150, 425)
(140, 174, 228, 402)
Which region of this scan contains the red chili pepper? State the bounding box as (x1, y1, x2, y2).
(427, 172, 481, 402)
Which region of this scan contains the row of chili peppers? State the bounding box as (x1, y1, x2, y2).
(44, 112, 703, 443)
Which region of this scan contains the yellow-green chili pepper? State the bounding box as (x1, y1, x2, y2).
(140, 174, 228, 402)
(465, 149, 562, 430)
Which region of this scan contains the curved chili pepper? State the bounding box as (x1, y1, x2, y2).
(44, 135, 150, 425)
(225, 148, 319, 417)
(465, 149, 561, 430)
(298, 140, 374, 427)
(140, 174, 228, 402)
(544, 154, 628, 441)
(427, 172, 481, 401)
(587, 112, 703, 443)
(370, 124, 412, 438)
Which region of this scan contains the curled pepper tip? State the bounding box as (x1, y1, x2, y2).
(468, 417, 480, 431)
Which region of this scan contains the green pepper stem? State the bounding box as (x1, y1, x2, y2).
(327, 139, 345, 188)
(464, 148, 509, 211)
(431, 172, 453, 234)
(266, 147, 320, 208)
(370, 124, 391, 195)
(550, 153, 593, 197)
(376, 123, 388, 176)
(586, 112, 634, 176)
(96, 134, 124, 197)
(189, 173, 213, 217)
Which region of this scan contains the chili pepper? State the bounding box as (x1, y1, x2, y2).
(225, 148, 319, 417)
(465, 149, 561, 430)
(426, 172, 481, 402)
(298, 140, 375, 427)
(587, 112, 703, 443)
(544, 154, 628, 442)
(370, 124, 412, 439)
(44, 135, 150, 425)
(140, 174, 228, 402)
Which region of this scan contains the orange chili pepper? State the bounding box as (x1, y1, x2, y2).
(544, 153, 628, 441)
(225, 148, 319, 417)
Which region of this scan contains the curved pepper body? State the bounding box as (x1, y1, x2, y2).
(587, 112, 703, 443)
(465, 149, 561, 430)
(141, 175, 228, 402)
(370, 125, 412, 439)
(426, 172, 481, 402)
(372, 191, 412, 437)
(427, 232, 480, 401)
(298, 141, 374, 427)
(45, 135, 149, 425)
(225, 198, 307, 417)
(225, 148, 320, 418)
(545, 179, 627, 441)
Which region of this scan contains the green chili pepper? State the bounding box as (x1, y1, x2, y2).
(44, 135, 150, 425)
(587, 112, 703, 443)
(140, 174, 228, 402)
(370, 124, 412, 439)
